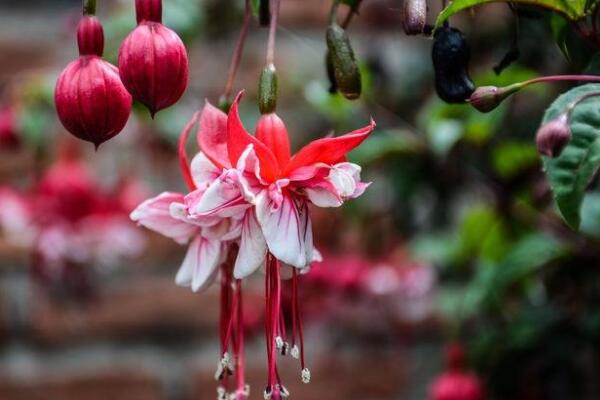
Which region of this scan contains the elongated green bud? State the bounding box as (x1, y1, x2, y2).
(326, 23, 361, 100)
(258, 64, 278, 114)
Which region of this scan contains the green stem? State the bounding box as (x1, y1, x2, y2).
(83, 0, 96, 16)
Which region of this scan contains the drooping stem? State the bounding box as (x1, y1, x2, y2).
(329, 1, 340, 25)
(565, 90, 600, 120)
(223, 0, 252, 101)
(265, 0, 281, 66)
(523, 74, 600, 87)
(83, 0, 96, 15)
(177, 112, 200, 192)
(235, 280, 246, 394)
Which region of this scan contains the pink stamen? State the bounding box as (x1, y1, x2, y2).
(177, 111, 199, 192)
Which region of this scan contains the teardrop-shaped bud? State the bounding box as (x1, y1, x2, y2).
(536, 113, 571, 157)
(403, 0, 427, 35)
(256, 113, 291, 168)
(259, 0, 270, 27)
(55, 16, 132, 148)
(468, 84, 522, 113)
(118, 0, 189, 117)
(326, 23, 362, 100)
(432, 26, 475, 103)
(258, 64, 279, 114)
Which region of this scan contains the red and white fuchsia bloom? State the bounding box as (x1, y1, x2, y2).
(130, 91, 375, 399)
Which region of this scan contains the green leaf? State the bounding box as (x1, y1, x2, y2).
(542, 84, 600, 229)
(436, 0, 588, 28)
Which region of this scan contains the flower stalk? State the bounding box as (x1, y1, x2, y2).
(222, 0, 252, 108)
(83, 0, 96, 16)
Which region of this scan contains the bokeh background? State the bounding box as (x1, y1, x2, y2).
(1, 0, 600, 399)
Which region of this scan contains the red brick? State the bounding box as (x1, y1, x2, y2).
(28, 277, 264, 346)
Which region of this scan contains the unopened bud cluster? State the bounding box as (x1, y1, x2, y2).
(55, 0, 189, 147)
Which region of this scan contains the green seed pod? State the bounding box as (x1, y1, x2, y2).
(259, 0, 270, 27)
(258, 64, 278, 114)
(326, 23, 361, 100)
(325, 51, 338, 94)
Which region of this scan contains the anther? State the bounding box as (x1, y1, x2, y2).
(275, 336, 284, 351)
(301, 368, 311, 384)
(290, 345, 299, 359)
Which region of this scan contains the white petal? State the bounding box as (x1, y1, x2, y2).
(130, 192, 197, 245)
(190, 152, 221, 190)
(175, 236, 221, 292)
(304, 187, 343, 208)
(188, 170, 249, 218)
(256, 192, 313, 268)
(234, 210, 267, 279)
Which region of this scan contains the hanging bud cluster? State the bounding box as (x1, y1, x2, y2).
(119, 0, 189, 117)
(55, 0, 189, 147)
(326, 23, 362, 100)
(432, 26, 475, 103)
(55, 15, 132, 148)
(402, 0, 427, 35)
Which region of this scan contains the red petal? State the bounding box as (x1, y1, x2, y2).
(256, 113, 291, 170)
(178, 111, 200, 191)
(283, 119, 376, 175)
(227, 91, 279, 182)
(197, 100, 230, 169)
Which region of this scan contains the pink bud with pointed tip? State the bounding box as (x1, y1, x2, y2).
(118, 0, 189, 117)
(55, 16, 132, 148)
(536, 113, 571, 157)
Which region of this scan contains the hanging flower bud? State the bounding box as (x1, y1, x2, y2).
(429, 343, 485, 400)
(468, 84, 522, 113)
(118, 0, 189, 117)
(0, 106, 20, 150)
(432, 26, 475, 103)
(55, 16, 132, 148)
(259, 0, 270, 27)
(536, 113, 571, 157)
(403, 0, 427, 35)
(326, 23, 362, 100)
(258, 64, 279, 114)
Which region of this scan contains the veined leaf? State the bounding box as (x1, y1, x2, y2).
(435, 0, 588, 28)
(542, 84, 600, 230)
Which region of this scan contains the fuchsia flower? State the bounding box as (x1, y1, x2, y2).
(130, 91, 375, 399)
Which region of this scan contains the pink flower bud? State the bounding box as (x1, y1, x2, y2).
(256, 113, 291, 168)
(118, 0, 189, 117)
(468, 84, 520, 113)
(536, 113, 571, 157)
(55, 16, 132, 148)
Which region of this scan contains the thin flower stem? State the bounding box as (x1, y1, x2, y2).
(235, 280, 246, 393)
(223, 0, 252, 101)
(523, 74, 600, 87)
(266, 0, 281, 66)
(565, 90, 600, 120)
(83, 0, 96, 15)
(329, 1, 340, 25)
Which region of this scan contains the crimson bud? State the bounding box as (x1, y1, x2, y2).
(536, 113, 571, 157)
(55, 16, 132, 148)
(118, 0, 189, 117)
